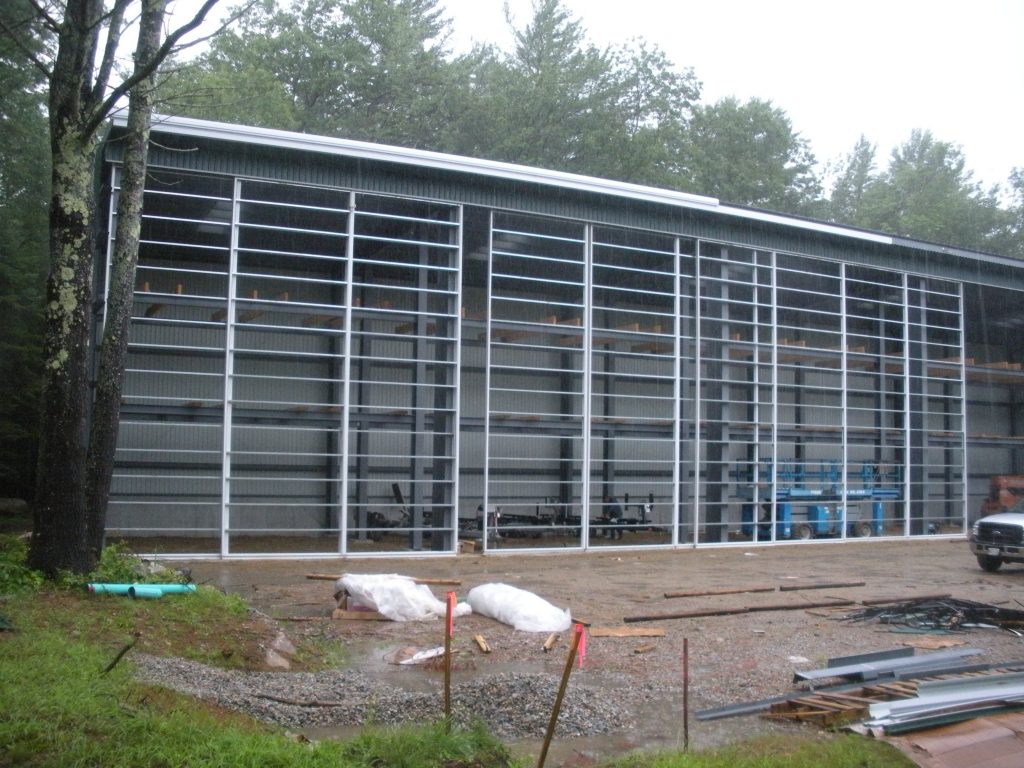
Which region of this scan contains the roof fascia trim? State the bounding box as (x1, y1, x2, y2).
(119, 113, 900, 247)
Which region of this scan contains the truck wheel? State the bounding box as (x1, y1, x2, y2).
(795, 523, 813, 540)
(977, 554, 1003, 572)
(853, 521, 872, 538)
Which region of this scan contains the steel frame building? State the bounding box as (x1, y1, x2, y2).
(94, 114, 1024, 557)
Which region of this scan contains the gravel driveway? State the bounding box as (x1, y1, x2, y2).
(138, 538, 1024, 762)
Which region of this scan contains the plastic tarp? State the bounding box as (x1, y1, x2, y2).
(336, 574, 471, 622)
(467, 583, 572, 633)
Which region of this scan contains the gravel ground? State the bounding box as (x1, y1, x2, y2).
(133, 654, 674, 739)
(135, 538, 1024, 757)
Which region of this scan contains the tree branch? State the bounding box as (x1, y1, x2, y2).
(0, 8, 54, 79)
(26, 0, 61, 33)
(85, 0, 223, 137)
(169, 0, 256, 57)
(91, 0, 132, 104)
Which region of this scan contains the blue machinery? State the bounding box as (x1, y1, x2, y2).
(741, 461, 902, 539)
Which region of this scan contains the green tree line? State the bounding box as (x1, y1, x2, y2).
(3, 0, 1023, 503)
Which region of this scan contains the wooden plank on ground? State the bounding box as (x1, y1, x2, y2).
(308, 573, 461, 586)
(589, 626, 666, 638)
(779, 581, 865, 592)
(624, 599, 853, 623)
(664, 586, 774, 599)
(331, 608, 390, 621)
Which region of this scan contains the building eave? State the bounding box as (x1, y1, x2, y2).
(118, 113, 1021, 269)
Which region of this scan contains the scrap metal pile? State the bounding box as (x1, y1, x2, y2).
(841, 597, 1024, 636)
(700, 646, 1024, 733)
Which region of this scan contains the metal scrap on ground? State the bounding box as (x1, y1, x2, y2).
(841, 597, 1024, 635)
(663, 581, 865, 599)
(699, 645, 1024, 729)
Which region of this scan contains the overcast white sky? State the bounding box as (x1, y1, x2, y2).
(441, 0, 1024, 191)
(168, 0, 1024, 191)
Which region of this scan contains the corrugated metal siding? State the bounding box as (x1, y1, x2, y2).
(107, 126, 1020, 291)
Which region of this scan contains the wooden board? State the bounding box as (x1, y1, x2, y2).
(665, 586, 774, 598)
(331, 608, 390, 621)
(589, 626, 666, 638)
(308, 573, 461, 586)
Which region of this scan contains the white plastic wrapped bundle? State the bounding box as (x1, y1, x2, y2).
(337, 573, 472, 622)
(467, 583, 572, 632)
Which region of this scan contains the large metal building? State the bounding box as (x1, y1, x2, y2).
(94, 114, 1024, 558)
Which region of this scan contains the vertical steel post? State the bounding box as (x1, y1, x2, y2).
(220, 178, 242, 557)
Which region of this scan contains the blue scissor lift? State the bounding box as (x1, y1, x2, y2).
(742, 461, 901, 540)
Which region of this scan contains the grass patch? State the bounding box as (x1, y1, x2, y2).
(339, 721, 519, 767)
(9, 586, 261, 669)
(0, 594, 525, 767)
(610, 732, 913, 767)
(295, 633, 351, 669)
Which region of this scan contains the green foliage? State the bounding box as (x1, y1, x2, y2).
(443, 0, 700, 188)
(862, 130, 1006, 250)
(0, 0, 50, 500)
(829, 130, 1021, 256)
(0, 534, 43, 594)
(470, 0, 624, 170)
(682, 96, 822, 215)
(996, 168, 1024, 259)
(162, 0, 456, 147)
(827, 135, 876, 224)
(89, 542, 187, 585)
(609, 733, 912, 767)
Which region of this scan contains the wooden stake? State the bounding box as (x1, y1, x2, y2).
(444, 592, 454, 731)
(537, 624, 583, 768)
(683, 637, 690, 752)
(102, 632, 141, 675)
(542, 633, 559, 652)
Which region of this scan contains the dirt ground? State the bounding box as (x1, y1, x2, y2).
(174, 537, 1024, 763)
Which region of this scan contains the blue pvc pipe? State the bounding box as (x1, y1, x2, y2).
(129, 585, 165, 599)
(148, 584, 197, 594)
(87, 584, 133, 595)
(87, 583, 197, 596)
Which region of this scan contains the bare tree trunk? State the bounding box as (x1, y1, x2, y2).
(85, 0, 167, 557)
(23, 0, 223, 576)
(29, 140, 96, 575)
(28, 0, 104, 576)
